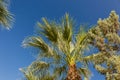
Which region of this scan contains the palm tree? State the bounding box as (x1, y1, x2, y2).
(85, 11, 120, 80)
(21, 14, 91, 80)
(0, 0, 13, 29)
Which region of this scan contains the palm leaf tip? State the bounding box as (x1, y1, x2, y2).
(19, 68, 23, 72)
(22, 37, 49, 52)
(62, 13, 73, 42)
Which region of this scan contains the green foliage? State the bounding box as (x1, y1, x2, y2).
(20, 61, 54, 80)
(0, 0, 13, 29)
(21, 13, 91, 80)
(21, 11, 120, 80)
(86, 11, 120, 80)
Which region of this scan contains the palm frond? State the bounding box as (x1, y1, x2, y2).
(83, 52, 107, 64)
(37, 18, 59, 43)
(78, 67, 91, 80)
(20, 61, 51, 80)
(62, 13, 73, 43)
(71, 27, 88, 63)
(20, 68, 37, 80)
(54, 64, 67, 79)
(0, 0, 13, 29)
(28, 61, 49, 71)
(23, 37, 49, 53)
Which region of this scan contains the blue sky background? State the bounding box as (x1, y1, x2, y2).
(0, 0, 120, 80)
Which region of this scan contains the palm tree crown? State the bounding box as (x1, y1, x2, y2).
(21, 14, 91, 80)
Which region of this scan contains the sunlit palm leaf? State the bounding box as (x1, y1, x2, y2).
(83, 52, 108, 64)
(37, 18, 59, 43)
(23, 37, 49, 53)
(62, 13, 73, 43)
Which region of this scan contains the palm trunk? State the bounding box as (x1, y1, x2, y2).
(66, 64, 82, 80)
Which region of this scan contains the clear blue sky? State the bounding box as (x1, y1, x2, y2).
(0, 0, 120, 80)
